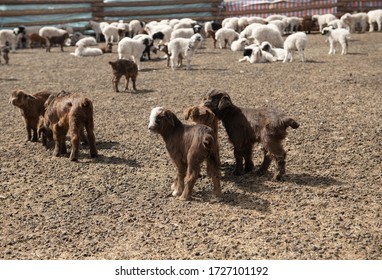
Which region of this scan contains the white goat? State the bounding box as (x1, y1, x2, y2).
(283, 32, 307, 63)
(70, 45, 103, 57)
(129, 20, 145, 37)
(239, 46, 277, 63)
(368, 9, 382, 32)
(167, 33, 203, 70)
(118, 37, 150, 70)
(260, 41, 285, 61)
(0, 28, 25, 52)
(215, 28, 239, 49)
(102, 25, 123, 43)
(321, 26, 350, 55)
(250, 25, 284, 48)
(230, 38, 249, 51)
(340, 13, 368, 33)
(312, 14, 337, 32)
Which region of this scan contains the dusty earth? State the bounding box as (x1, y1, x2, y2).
(1, 31, 381, 260)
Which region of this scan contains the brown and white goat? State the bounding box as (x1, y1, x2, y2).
(9, 89, 52, 142)
(43, 93, 97, 161)
(204, 89, 299, 180)
(108, 59, 138, 92)
(185, 105, 220, 165)
(148, 107, 221, 201)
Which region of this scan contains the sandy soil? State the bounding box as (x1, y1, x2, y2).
(1, 31, 382, 260)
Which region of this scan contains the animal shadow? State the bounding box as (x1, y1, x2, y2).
(283, 173, 343, 187)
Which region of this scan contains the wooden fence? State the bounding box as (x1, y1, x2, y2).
(1, 0, 382, 29)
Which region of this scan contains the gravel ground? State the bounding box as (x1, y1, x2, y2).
(1, 31, 382, 260)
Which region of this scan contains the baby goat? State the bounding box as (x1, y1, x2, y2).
(108, 59, 138, 92)
(148, 107, 221, 201)
(204, 89, 299, 180)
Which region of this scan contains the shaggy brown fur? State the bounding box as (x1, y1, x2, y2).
(302, 16, 315, 34)
(43, 93, 97, 161)
(0, 46, 9, 64)
(148, 107, 221, 201)
(108, 59, 138, 92)
(185, 105, 220, 165)
(100, 42, 113, 53)
(28, 33, 47, 48)
(204, 89, 299, 180)
(46, 33, 69, 52)
(9, 89, 52, 142)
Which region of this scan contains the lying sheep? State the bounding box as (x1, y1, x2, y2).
(260, 41, 285, 61)
(118, 37, 151, 70)
(9, 89, 52, 142)
(321, 26, 350, 55)
(312, 14, 337, 32)
(283, 32, 307, 63)
(108, 59, 138, 92)
(28, 33, 47, 48)
(75, 36, 97, 47)
(43, 93, 97, 161)
(204, 89, 299, 180)
(0, 47, 10, 64)
(340, 12, 368, 33)
(70, 45, 103, 57)
(239, 46, 277, 63)
(167, 33, 203, 70)
(0, 27, 25, 52)
(230, 38, 249, 51)
(148, 107, 221, 201)
(215, 28, 239, 49)
(368, 9, 382, 32)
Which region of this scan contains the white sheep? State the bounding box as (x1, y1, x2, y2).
(75, 36, 97, 47)
(88, 21, 104, 42)
(266, 15, 287, 22)
(239, 23, 262, 39)
(368, 9, 382, 32)
(312, 14, 337, 32)
(170, 26, 201, 40)
(321, 26, 350, 55)
(237, 17, 249, 32)
(260, 41, 285, 61)
(283, 32, 307, 63)
(70, 45, 103, 57)
(39, 26, 67, 38)
(327, 19, 346, 29)
(146, 24, 173, 43)
(0, 28, 25, 52)
(250, 25, 284, 48)
(247, 16, 267, 25)
(129, 20, 145, 37)
(340, 13, 368, 33)
(268, 19, 289, 35)
(230, 38, 249, 51)
(223, 17, 239, 31)
(167, 33, 203, 70)
(285, 17, 303, 33)
(215, 28, 239, 49)
(102, 25, 123, 43)
(239, 46, 277, 63)
(118, 37, 150, 70)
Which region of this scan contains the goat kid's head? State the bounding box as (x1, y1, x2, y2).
(204, 89, 233, 114)
(9, 90, 36, 107)
(321, 26, 334, 35)
(148, 107, 177, 133)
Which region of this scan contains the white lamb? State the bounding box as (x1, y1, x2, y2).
(0, 28, 25, 52)
(266, 15, 287, 22)
(215, 28, 239, 49)
(167, 33, 203, 70)
(239, 46, 277, 63)
(283, 32, 307, 63)
(75, 37, 97, 47)
(312, 14, 337, 32)
(146, 24, 173, 43)
(118, 37, 149, 70)
(340, 13, 368, 33)
(250, 25, 284, 48)
(70, 45, 103, 57)
(239, 23, 262, 39)
(260, 41, 285, 61)
(39, 26, 67, 39)
(230, 38, 249, 51)
(368, 9, 382, 32)
(285, 17, 303, 33)
(321, 26, 350, 55)
(237, 17, 249, 32)
(129, 20, 145, 37)
(247, 16, 267, 25)
(102, 25, 123, 43)
(170, 26, 201, 40)
(327, 19, 346, 29)
(88, 21, 103, 42)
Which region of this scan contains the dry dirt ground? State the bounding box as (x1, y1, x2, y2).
(1, 31, 382, 260)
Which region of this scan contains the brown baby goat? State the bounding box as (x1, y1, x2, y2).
(109, 59, 138, 92)
(9, 89, 52, 142)
(43, 92, 97, 161)
(204, 89, 299, 180)
(148, 107, 221, 201)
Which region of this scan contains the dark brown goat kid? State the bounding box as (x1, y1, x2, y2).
(46, 32, 69, 52)
(43, 92, 97, 161)
(204, 89, 299, 180)
(148, 107, 221, 201)
(109, 59, 138, 92)
(9, 89, 52, 142)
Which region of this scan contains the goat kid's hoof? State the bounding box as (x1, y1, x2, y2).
(178, 195, 190, 201)
(172, 190, 181, 197)
(273, 174, 284, 181)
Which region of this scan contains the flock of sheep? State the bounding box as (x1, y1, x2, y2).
(3, 9, 382, 200)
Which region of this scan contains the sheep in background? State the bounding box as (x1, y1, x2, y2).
(167, 33, 203, 70)
(146, 24, 173, 43)
(88, 20, 107, 42)
(46, 33, 69, 52)
(156, 43, 183, 67)
(341, 12, 368, 33)
(28, 33, 46, 48)
(133, 34, 156, 60)
(75, 36, 97, 47)
(283, 32, 307, 63)
(268, 19, 289, 35)
(239, 46, 277, 63)
(285, 17, 303, 33)
(321, 26, 350, 55)
(170, 25, 202, 40)
(70, 45, 103, 57)
(247, 16, 267, 25)
(102, 25, 124, 43)
(100, 42, 113, 53)
(118, 37, 152, 70)
(312, 14, 337, 32)
(230, 38, 249, 51)
(0, 27, 25, 52)
(148, 107, 221, 201)
(368, 9, 382, 32)
(215, 28, 239, 49)
(250, 25, 284, 48)
(266, 14, 287, 22)
(129, 20, 145, 37)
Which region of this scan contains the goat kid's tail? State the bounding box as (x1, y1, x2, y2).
(284, 117, 299, 129)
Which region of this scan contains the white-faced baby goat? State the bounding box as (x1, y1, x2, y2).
(321, 26, 350, 55)
(148, 107, 221, 201)
(204, 89, 299, 180)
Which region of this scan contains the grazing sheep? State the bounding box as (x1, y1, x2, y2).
(129, 20, 145, 37)
(28, 33, 47, 48)
(239, 46, 277, 63)
(268, 19, 289, 35)
(340, 12, 368, 33)
(46, 33, 69, 52)
(266, 14, 287, 22)
(215, 28, 239, 49)
(0, 47, 10, 64)
(108, 59, 138, 92)
(133, 34, 156, 60)
(230, 38, 249, 51)
(368, 9, 382, 32)
(283, 32, 308, 63)
(321, 26, 350, 55)
(312, 14, 337, 32)
(9, 89, 52, 142)
(43, 93, 97, 161)
(118, 37, 152, 70)
(102, 25, 124, 43)
(250, 25, 284, 48)
(247, 16, 267, 25)
(0, 27, 25, 52)
(70, 45, 103, 57)
(170, 25, 202, 40)
(38, 26, 67, 40)
(167, 33, 203, 70)
(285, 17, 303, 33)
(148, 107, 221, 201)
(204, 89, 299, 179)
(75, 36, 97, 47)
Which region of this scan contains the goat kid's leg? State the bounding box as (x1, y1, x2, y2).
(268, 142, 287, 181)
(233, 148, 244, 175)
(131, 76, 137, 91)
(124, 74, 130, 91)
(172, 165, 186, 197)
(25, 122, 32, 141)
(180, 162, 201, 201)
(53, 124, 66, 157)
(69, 127, 81, 162)
(243, 146, 254, 173)
(85, 124, 98, 158)
(206, 158, 222, 199)
(112, 75, 120, 92)
(256, 148, 272, 176)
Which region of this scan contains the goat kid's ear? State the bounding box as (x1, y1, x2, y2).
(218, 94, 232, 110)
(184, 108, 193, 120)
(164, 110, 175, 126)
